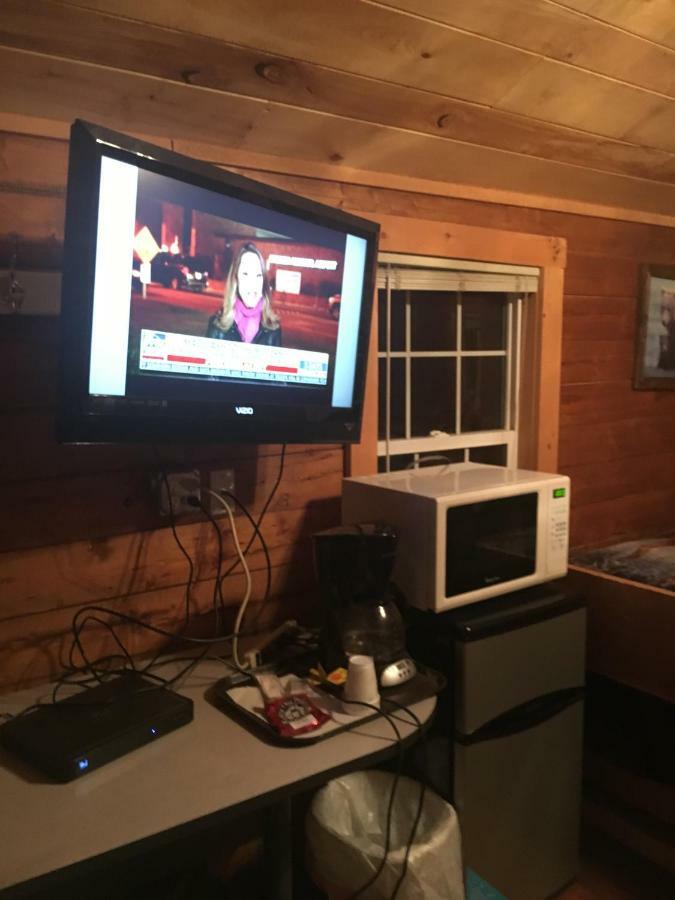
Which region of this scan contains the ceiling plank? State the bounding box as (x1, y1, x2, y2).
(58, 0, 675, 149)
(554, 0, 675, 50)
(497, 58, 675, 152)
(60, 0, 539, 107)
(4, 47, 675, 220)
(379, 0, 675, 95)
(4, 0, 675, 184)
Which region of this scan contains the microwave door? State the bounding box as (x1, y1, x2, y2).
(445, 493, 538, 597)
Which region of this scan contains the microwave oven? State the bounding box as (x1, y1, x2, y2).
(342, 462, 570, 613)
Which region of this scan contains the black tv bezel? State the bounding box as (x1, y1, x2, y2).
(57, 120, 379, 445)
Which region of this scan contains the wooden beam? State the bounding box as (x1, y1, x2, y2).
(373, 212, 566, 269)
(4, 110, 675, 230)
(3, 0, 675, 185)
(565, 564, 675, 703)
(535, 265, 564, 472)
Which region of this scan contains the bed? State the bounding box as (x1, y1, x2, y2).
(564, 535, 675, 705)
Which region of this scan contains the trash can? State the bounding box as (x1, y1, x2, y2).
(305, 770, 464, 900)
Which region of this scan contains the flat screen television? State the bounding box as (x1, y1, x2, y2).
(58, 121, 379, 444)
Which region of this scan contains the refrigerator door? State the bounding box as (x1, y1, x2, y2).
(456, 605, 586, 734)
(454, 697, 583, 900)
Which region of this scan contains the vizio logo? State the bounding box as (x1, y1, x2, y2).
(235, 406, 254, 415)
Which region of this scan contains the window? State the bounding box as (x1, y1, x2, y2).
(377, 254, 538, 472)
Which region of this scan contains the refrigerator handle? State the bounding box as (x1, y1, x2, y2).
(456, 686, 584, 746)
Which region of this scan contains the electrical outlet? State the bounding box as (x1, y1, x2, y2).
(155, 469, 201, 517)
(205, 468, 236, 516)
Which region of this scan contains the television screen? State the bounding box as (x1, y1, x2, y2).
(58, 121, 379, 444)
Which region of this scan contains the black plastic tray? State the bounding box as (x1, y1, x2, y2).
(211, 664, 445, 747)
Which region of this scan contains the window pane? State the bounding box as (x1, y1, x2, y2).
(461, 357, 505, 431)
(377, 289, 406, 352)
(378, 357, 406, 439)
(411, 291, 456, 351)
(469, 445, 507, 466)
(378, 453, 416, 473)
(378, 448, 465, 472)
(462, 292, 506, 350)
(411, 358, 456, 437)
(417, 449, 464, 467)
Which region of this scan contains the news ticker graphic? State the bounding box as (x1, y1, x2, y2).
(139, 329, 329, 386)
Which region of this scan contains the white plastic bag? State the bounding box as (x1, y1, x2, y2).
(306, 770, 464, 900)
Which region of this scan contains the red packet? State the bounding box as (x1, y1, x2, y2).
(256, 674, 330, 737)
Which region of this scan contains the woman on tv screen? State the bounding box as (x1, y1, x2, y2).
(207, 242, 282, 346)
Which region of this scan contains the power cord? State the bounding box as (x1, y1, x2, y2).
(155, 454, 195, 627)
(4, 448, 288, 717)
(192, 498, 226, 637)
(382, 699, 427, 900)
(217, 444, 286, 600)
(202, 490, 252, 671)
(339, 699, 404, 900)
(337, 696, 428, 900)
(221, 490, 272, 605)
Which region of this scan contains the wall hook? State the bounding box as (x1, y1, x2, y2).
(1, 235, 25, 313)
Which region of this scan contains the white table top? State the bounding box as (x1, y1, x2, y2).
(0, 662, 435, 894)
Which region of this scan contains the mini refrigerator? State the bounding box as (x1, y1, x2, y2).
(409, 584, 586, 900)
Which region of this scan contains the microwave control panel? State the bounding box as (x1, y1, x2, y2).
(547, 489, 570, 573)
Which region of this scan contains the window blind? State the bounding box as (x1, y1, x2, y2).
(376, 254, 539, 293)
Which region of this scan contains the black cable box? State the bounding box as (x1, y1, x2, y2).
(0, 672, 194, 782)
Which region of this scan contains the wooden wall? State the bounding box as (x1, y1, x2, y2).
(1, 128, 675, 692)
(0, 129, 346, 692)
(288, 178, 674, 551)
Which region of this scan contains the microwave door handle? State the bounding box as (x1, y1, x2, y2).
(456, 686, 584, 746)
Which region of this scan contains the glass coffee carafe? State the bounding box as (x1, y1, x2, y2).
(313, 523, 414, 683)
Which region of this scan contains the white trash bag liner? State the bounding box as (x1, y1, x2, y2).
(306, 770, 464, 900)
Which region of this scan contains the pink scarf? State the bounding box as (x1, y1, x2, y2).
(234, 296, 263, 343)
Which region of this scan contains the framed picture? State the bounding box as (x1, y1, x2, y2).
(634, 265, 675, 390)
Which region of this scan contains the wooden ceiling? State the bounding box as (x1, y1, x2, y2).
(2, 0, 675, 224)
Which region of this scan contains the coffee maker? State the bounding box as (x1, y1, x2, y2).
(313, 523, 416, 687)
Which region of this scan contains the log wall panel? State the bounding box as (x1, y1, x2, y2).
(0, 128, 347, 691)
(569, 489, 675, 551)
(224, 156, 675, 546)
(0, 511, 324, 621)
(2, 126, 675, 691)
(561, 339, 635, 385)
(563, 452, 675, 507)
(560, 383, 675, 426)
(0, 448, 342, 552)
(558, 419, 675, 468)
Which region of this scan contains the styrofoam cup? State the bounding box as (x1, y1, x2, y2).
(342, 654, 380, 715)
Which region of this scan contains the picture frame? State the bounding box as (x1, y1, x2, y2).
(634, 264, 675, 390)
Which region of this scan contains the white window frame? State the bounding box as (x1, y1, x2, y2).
(377, 254, 538, 471)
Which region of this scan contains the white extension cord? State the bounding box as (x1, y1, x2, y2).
(203, 489, 252, 671)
